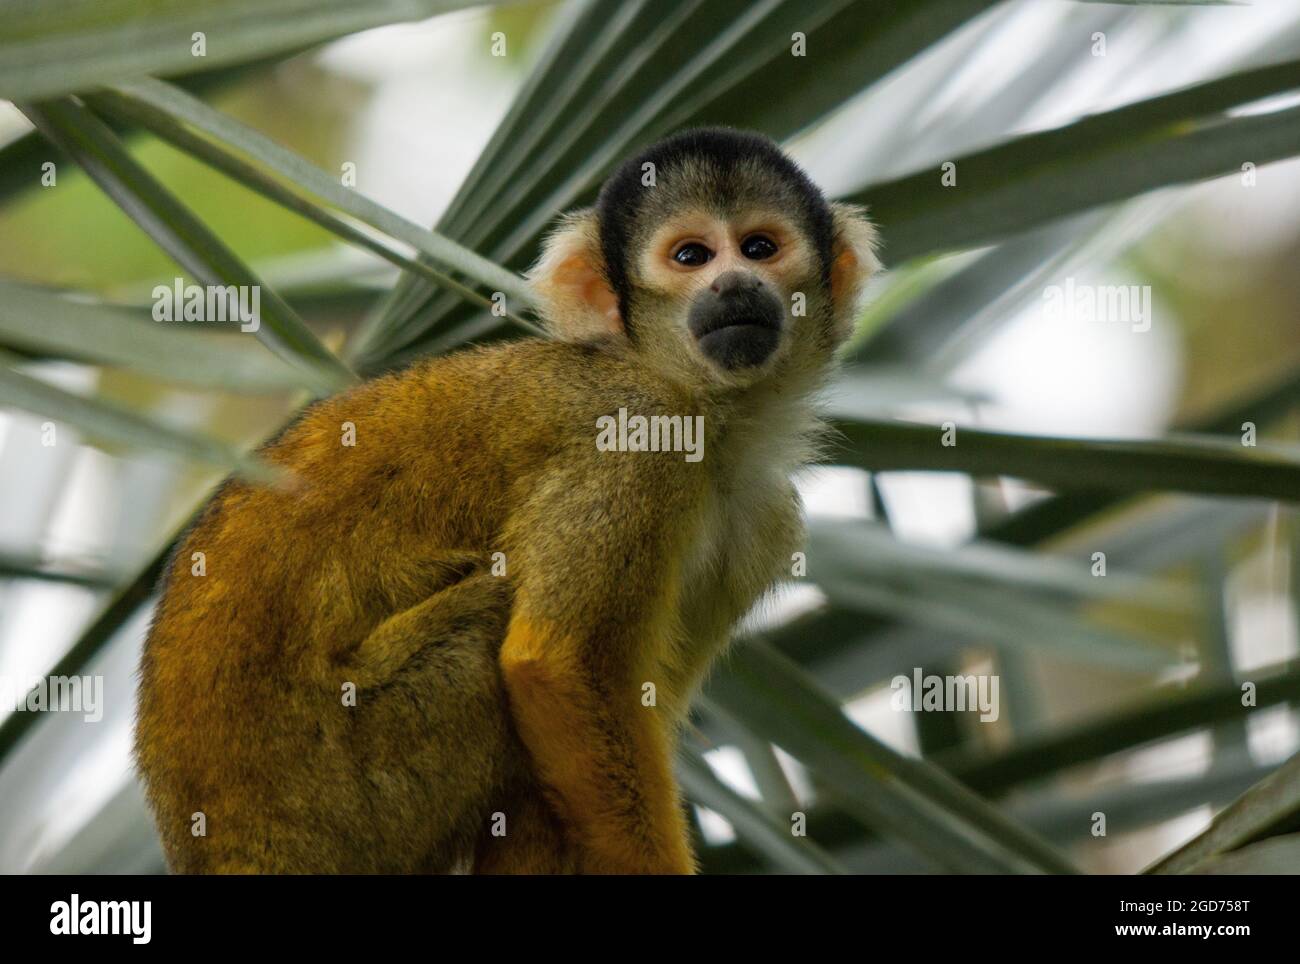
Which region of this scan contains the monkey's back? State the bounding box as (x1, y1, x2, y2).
(135, 338, 654, 872)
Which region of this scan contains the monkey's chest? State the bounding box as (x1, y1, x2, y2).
(678, 474, 801, 634)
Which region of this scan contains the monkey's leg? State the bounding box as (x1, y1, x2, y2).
(342, 572, 519, 872)
(342, 558, 508, 688)
(494, 457, 703, 875)
(183, 574, 515, 875)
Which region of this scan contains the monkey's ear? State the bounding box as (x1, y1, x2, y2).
(828, 203, 882, 341)
(528, 210, 623, 341)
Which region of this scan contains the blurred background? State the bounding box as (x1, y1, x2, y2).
(2, 0, 1300, 874)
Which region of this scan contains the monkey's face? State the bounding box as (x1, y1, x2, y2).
(632, 207, 822, 381)
(530, 129, 880, 393)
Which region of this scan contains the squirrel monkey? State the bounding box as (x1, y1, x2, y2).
(136, 128, 879, 874)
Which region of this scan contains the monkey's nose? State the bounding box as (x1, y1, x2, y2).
(709, 270, 762, 297)
(688, 269, 783, 372)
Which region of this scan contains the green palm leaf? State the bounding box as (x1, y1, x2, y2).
(19, 96, 354, 383)
(0, 0, 501, 101)
(706, 639, 1079, 874)
(0, 280, 345, 394)
(0, 349, 275, 480)
(834, 419, 1300, 503)
(855, 60, 1300, 263)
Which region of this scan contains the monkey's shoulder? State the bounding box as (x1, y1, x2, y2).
(322, 337, 680, 429)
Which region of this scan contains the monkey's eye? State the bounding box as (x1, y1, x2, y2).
(672, 242, 713, 267)
(740, 234, 778, 261)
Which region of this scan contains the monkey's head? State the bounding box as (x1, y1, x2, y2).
(530, 127, 879, 390)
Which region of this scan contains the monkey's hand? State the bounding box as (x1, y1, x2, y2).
(498, 453, 700, 875)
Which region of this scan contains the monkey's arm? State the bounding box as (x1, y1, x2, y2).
(498, 456, 700, 875)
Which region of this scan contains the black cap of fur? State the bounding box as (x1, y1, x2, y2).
(595, 127, 835, 318)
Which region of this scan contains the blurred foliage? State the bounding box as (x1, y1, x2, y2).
(0, 64, 362, 290)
